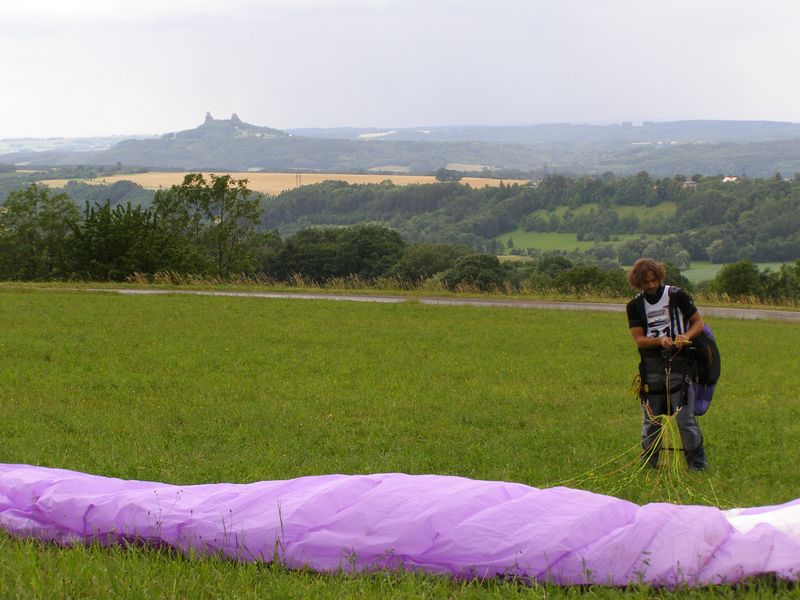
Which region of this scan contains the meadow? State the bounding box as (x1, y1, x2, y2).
(502, 231, 645, 253)
(40, 172, 529, 196)
(498, 202, 676, 254)
(499, 235, 790, 286)
(681, 261, 789, 284)
(1, 288, 799, 598)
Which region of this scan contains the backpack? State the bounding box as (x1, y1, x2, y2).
(689, 324, 721, 415)
(638, 287, 721, 415)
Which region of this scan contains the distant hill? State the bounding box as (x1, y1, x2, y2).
(0, 135, 149, 155)
(288, 120, 800, 145)
(3, 115, 800, 177)
(0, 114, 548, 173)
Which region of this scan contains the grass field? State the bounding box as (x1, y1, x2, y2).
(498, 202, 676, 254)
(682, 261, 791, 284)
(1, 289, 799, 597)
(39, 172, 530, 196)
(500, 236, 792, 286)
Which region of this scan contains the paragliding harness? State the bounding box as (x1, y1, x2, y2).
(687, 323, 721, 415)
(635, 287, 721, 416)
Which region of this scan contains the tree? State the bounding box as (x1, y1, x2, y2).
(552, 264, 610, 293)
(442, 254, 506, 291)
(69, 201, 164, 280)
(272, 224, 405, 282)
(334, 224, 406, 280)
(202, 174, 262, 275)
(706, 236, 739, 263)
(254, 229, 285, 276)
(709, 259, 762, 297)
(153, 173, 262, 276)
(0, 184, 79, 279)
(663, 262, 692, 292)
(435, 168, 462, 182)
(274, 227, 340, 281)
(540, 175, 570, 206)
(152, 181, 208, 273)
(390, 243, 471, 283)
(761, 260, 800, 301)
(614, 171, 657, 206)
(536, 255, 573, 279)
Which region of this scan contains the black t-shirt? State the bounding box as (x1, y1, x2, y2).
(626, 286, 698, 332)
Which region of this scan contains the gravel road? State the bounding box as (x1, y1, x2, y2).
(92, 288, 800, 322)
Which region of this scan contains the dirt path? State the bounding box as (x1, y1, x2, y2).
(93, 288, 800, 322)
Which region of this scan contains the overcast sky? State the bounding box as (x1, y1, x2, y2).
(2, 0, 800, 137)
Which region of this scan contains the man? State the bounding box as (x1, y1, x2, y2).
(626, 258, 708, 471)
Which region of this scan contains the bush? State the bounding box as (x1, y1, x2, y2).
(274, 224, 406, 282)
(390, 243, 471, 283)
(442, 254, 506, 291)
(551, 264, 628, 295)
(709, 259, 762, 297)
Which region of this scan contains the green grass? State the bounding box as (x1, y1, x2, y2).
(499, 203, 677, 251)
(502, 230, 646, 252)
(681, 262, 724, 284)
(498, 232, 792, 288)
(683, 261, 793, 285)
(5, 540, 792, 600)
(1, 289, 799, 597)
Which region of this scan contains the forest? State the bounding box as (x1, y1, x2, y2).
(260, 171, 800, 266)
(1, 171, 799, 302)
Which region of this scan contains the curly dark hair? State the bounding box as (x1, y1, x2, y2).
(627, 258, 666, 289)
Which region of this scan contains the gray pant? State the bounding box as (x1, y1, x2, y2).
(640, 352, 707, 469)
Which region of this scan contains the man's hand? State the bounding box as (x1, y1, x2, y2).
(674, 334, 691, 347)
(659, 336, 673, 349)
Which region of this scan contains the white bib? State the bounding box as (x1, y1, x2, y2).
(643, 285, 686, 338)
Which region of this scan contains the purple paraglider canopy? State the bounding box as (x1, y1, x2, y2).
(1, 464, 798, 586)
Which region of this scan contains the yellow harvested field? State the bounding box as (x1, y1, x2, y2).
(41, 172, 530, 195)
(446, 162, 489, 172)
(367, 165, 411, 173)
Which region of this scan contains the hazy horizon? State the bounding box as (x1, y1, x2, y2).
(11, 116, 800, 142)
(3, 0, 800, 138)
